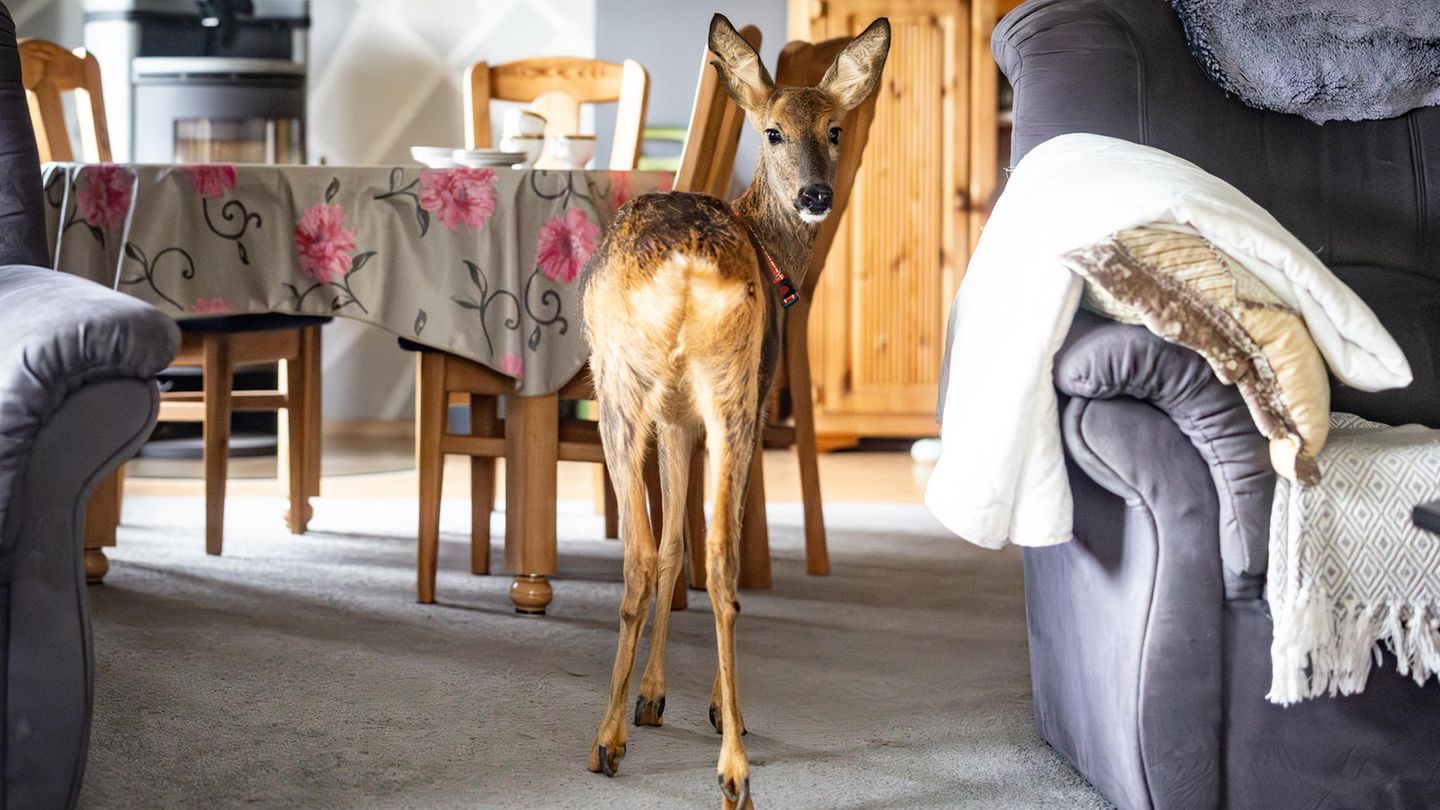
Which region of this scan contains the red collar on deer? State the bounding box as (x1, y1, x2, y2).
(733, 211, 799, 309)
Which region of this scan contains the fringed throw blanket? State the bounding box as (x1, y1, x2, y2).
(1170, 0, 1440, 124)
(1268, 413, 1440, 705)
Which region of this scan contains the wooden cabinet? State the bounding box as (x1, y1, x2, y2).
(788, 0, 1008, 443)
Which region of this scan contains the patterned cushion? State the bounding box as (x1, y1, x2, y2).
(1063, 227, 1329, 485)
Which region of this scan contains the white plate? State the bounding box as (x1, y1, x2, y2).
(452, 149, 527, 168)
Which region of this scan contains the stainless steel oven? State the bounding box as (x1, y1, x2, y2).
(84, 0, 309, 164)
(132, 56, 305, 163)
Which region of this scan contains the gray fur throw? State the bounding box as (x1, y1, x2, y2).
(1170, 0, 1440, 124)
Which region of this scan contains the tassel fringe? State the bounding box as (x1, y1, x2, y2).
(1269, 583, 1440, 705)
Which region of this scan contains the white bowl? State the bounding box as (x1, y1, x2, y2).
(411, 145, 459, 168)
(503, 109, 547, 138)
(550, 135, 597, 169)
(500, 136, 545, 168)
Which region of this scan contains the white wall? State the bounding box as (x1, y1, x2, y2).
(306, 0, 598, 421)
(594, 0, 787, 191)
(8, 0, 81, 46)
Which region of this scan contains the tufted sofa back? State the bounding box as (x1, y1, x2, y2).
(996, 0, 1440, 423)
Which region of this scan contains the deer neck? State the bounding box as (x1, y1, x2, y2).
(732, 170, 821, 290)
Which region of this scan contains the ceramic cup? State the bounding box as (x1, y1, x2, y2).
(503, 109, 547, 139)
(501, 135, 546, 169)
(550, 134, 597, 169)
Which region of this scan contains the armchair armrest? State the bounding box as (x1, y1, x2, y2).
(1054, 310, 1273, 594)
(0, 266, 178, 535)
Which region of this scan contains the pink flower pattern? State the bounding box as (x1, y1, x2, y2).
(183, 164, 237, 198)
(76, 164, 132, 231)
(419, 168, 497, 231)
(193, 297, 232, 314)
(607, 171, 632, 214)
(499, 352, 525, 378)
(294, 202, 357, 284)
(535, 208, 599, 284)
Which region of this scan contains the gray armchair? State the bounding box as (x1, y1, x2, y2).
(0, 4, 176, 807)
(995, 1, 1440, 808)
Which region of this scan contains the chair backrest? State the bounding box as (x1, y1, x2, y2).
(463, 56, 648, 170)
(674, 24, 762, 198)
(773, 35, 881, 295)
(17, 38, 111, 163)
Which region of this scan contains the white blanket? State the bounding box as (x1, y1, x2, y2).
(926, 134, 1413, 548)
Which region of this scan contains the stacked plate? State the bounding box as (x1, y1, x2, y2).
(452, 149, 528, 168)
(409, 146, 527, 169)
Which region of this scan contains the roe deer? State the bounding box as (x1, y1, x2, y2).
(581, 14, 890, 809)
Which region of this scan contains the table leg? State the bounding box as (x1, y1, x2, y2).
(505, 392, 558, 615)
(84, 468, 122, 584)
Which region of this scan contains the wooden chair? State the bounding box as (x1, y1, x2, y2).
(463, 56, 649, 169)
(416, 33, 763, 615)
(19, 38, 325, 573)
(750, 34, 884, 580)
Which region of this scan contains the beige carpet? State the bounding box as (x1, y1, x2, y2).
(79, 496, 1108, 809)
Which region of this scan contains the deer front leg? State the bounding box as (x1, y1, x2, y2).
(709, 669, 746, 736)
(588, 409, 657, 778)
(704, 419, 756, 809)
(635, 422, 698, 727)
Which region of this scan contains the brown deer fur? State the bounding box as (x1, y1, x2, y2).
(581, 14, 889, 808)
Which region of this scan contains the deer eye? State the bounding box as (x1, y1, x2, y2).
(829, 127, 842, 145)
(766, 128, 782, 145)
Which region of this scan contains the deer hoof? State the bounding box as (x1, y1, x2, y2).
(709, 703, 747, 736)
(634, 695, 665, 727)
(718, 774, 752, 809)
(588, 742, 625, 777)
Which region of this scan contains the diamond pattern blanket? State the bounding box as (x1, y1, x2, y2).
(1268, 413, 1440, 705)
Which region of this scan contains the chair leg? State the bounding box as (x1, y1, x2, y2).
(597, 465, 620, 540)
(303, 326, 323, 500)
(469, 394, 497, 575)
(685, 441, 707, 590)
(281, 347, 309, 535)
(642, 444, 685, 610)
(203, 334, 234, 556)
(416, 353, 446, 603)
(787, 306, 828, 575)
(738, 428, 772, 589)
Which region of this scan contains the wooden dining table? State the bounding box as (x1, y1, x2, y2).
(41, 161, 688, 606)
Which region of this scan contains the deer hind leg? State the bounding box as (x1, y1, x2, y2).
(700, 396, 760, 810)
(635, 421, 699, 727)
(588, 398, 658, 778)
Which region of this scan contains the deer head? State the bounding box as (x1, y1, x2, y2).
(708, 14, 890, 224)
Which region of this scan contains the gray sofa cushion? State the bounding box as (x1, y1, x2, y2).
(0, 265, 178, 544)
(1054, 310, 1272, 595)
(1328, 265, 1440, 428)
(0, 4, 47, 268)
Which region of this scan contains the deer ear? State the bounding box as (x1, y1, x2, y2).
(708, 14, 773, 112)
(818, 18, 891, 112)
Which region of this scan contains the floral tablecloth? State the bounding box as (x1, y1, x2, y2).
(41, 163, 672, 395)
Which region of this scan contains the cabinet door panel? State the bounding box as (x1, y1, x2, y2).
(804, 1, 968, 432)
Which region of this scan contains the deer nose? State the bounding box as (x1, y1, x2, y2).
(796, 183, 833, 214)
